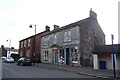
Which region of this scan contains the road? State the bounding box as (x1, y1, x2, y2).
(2, 61, 95, 78)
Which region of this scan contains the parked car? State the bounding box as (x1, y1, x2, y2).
(1, 56, 6, 60)
(17, 57, 34, 66)
(4, 57, 14, 63)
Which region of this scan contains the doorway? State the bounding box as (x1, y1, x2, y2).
(66, 48, 70, 65)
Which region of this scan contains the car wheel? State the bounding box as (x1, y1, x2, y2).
(31, 63, 34, 66)
(16, 63, 18, 65)
(21, 63, 24, 66)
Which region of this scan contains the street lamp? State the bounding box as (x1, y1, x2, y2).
(111, 34, 116, 78)
(7, 39, 11, 58)
(29, 24, 36, 65)
(29, 24, 36, 35)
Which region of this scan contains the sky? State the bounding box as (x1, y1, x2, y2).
(0, 0, 119, 49)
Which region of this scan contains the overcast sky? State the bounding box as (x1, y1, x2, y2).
(0, 0, 119, 49)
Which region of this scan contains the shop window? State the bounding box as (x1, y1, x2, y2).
(70, 48, 79, 61)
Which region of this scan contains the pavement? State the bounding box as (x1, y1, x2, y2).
(34, 63, 120, 79)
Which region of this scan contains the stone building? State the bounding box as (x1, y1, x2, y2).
(41, 9, 105, 66)
(19, 26, 50, 62)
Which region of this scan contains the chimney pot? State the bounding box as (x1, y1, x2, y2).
(45, 25, 50, 31)
(54, 25, 59, 30)
(89, 8, 97, 19)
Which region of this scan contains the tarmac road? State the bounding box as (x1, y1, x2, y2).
(2, 61, 95, 78)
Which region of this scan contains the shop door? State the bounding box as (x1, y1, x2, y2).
(54, 50, 58, 64)
(66, 48, 70, 65)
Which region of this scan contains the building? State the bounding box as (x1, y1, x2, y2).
(19, 26, 50, 62)
(41, 9, 105, 66)
(0, 45, 18, 58)
(93, 44, 120, 71)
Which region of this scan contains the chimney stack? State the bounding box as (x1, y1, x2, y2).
(53, 25, 59, 30)
(1, 45, 4, 48)
(89, 8, 97, 19)
(45, 25, 50, 31)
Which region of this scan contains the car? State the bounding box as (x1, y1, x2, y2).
(1, 56, 6, 60)
(17, 57, 34, 66)
(4, 57, 14, 63)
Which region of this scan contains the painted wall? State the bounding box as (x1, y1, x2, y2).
(7, 51, 18, 58)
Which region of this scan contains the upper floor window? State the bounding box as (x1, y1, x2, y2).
(44, 37, 49, 46)
(21, 42, 23, 48)
(54, 34, 57, 44)
(24, 40, 26, 47)
(64, 30, 71, 42)
(28, 39, 30, 46)
(64, 32, 67, 42)
(68, 31, 71, 41)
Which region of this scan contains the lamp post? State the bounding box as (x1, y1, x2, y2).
(29, 24, 36, 65)
(7, 39, 11, 58)
(111, 34, 116, 78)
(29, 24, 36, 35)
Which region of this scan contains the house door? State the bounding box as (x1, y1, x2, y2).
(54, 50, 58, 64)
(66, 48, 70, 65)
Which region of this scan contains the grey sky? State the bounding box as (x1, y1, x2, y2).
(0, 0, 118, 49)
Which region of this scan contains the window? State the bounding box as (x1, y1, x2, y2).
(26, 50, 30, 57)
(20, 51, 23, 57)
(28, 39, 30, 46)
(70, 48, 79, 61)
(24, 40, 26, 47)
(43, 50, 49, 61)
(44, 37, 49, 46)
(68, 31, 71, 41)
(64, 30, 71, 42)
(54, 35, 57, 44)
(21, 42, 23, 48)
(64, 32, 67, 42)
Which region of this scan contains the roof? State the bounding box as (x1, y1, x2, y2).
(19, 30, 49, 42)
(93, 44, 120, 54)
(5, 47, 18, 52)
(42, 17, 91, 37)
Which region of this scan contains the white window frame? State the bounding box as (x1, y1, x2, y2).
(54, 34, 57, 44)
(44, 37, 49, 46)
(21, 42, 23, 48)
(26, 50, 30, 57)
(64, 32, 67, 42)
(20, 51, 23, 57)
(68, 30, 71, 41)
(28, 39, 30, 46)
(43, 50, 49, 61)
(24, 40, 26, 47)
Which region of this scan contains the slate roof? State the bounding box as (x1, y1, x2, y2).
(93, 44, 120, 54)
(19, 30, 49, 42)
(5, 47, 18, 52)
(42, 17, 90, 37)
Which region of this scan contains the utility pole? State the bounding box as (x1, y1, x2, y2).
(7, 39, 11, 58)
(111, 34, 116, 78)
(29, 24, 36, 65)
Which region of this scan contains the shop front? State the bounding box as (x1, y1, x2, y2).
(59, 45, 80, 66)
